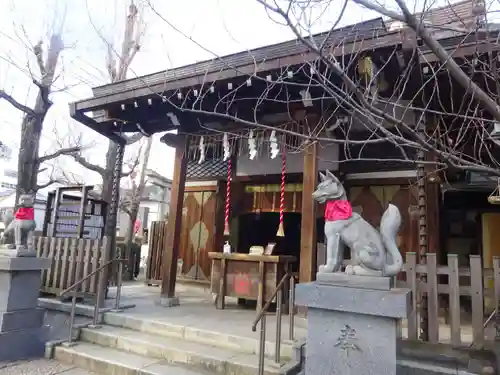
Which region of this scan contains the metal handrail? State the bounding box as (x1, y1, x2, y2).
(252, 273, 296, 375)
(252, 273, 290, 331)
(61, 257, 126, 346)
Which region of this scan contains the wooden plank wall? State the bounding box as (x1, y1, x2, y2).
(145, 221, 168, 284)
(340, 253, 500, 348)
(36, 236, 108, 296)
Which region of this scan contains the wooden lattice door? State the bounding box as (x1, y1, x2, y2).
(179, 189, 217, 281)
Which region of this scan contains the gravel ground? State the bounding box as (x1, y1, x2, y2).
(0, 359, 95, 375)
(0, 311, 94, 375)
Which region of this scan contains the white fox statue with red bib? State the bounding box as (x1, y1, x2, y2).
(1, 194, 37, 256)
(312, 170, 403, 277)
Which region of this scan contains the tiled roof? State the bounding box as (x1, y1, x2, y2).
(92, 18, 386, 97)
(387, 0, 483, 33)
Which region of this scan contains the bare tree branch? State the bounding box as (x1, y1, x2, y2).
(33, 40, 47, 77)
(0, 90, 36, 117)
(36, 178, 61, 191)
(70, 153, 106, 176)
(353, 0, 500, 123)
(38, 146, 81, 164)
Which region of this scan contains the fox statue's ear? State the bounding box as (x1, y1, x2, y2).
(325, 170, 338, 182)
(319, 172, 327, 182)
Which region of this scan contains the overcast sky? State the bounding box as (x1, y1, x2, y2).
(0, 0, 481, 185)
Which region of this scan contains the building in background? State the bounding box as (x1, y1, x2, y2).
(117, 169, 172, 237)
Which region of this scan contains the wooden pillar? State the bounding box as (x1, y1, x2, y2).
(160, 144, 187, 305)
(299, 142, 318, 283)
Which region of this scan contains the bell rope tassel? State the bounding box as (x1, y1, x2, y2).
(224, 157, 232, 236)
(276, 147, 286, 237)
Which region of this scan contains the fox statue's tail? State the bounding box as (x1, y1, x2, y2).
(380, 204, 404, 277)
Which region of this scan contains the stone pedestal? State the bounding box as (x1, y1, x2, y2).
(296, 273, 411, 375)
(0, 254, 51, 361)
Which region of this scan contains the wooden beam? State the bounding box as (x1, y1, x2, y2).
(72, 33, 409, 113)
(72, 31, 498, 114)
(160, 144, 187, 305)
(299, 142, 318, 283)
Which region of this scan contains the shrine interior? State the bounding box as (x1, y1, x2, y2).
(237, 211, 302, 271)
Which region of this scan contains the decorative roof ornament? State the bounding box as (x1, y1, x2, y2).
(269, 130, 279, 159)
(223, 133, 231, 161)
(198, 136, 205, 164)
(248, 130, 257, 160)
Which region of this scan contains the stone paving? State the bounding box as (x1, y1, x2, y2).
(105, 282, 309, 342)
(3, 280, 490, 374)
(104, 283, 480, 344)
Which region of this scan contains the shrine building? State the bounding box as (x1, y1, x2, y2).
(69, 11, 500, 306)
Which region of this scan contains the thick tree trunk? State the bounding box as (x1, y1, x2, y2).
(101, 140, 119, 203)
(123, 136, 152, 263)
(16, 95, 49, 204)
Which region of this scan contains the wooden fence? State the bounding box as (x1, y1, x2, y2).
(145, 221, 168, 285)
(36, 236, 108, 296)
(393, 252, 499, 348)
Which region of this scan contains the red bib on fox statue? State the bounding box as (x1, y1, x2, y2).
(15, 207, 34, 221)
(324, 200, 352, 222)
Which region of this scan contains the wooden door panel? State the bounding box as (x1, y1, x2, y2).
(348, 184, 417, 270)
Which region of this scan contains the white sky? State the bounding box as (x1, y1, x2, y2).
(0, 0, 491, 186)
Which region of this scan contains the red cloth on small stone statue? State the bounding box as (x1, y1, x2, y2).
(15, 207, 34, 221)
(324, 200, 352, 222)
(134, 219, 141, 234)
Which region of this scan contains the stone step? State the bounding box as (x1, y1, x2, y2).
(76, 325, 297, 375)
(103, 311, 295, 359)
(397, 359, 478, 375)
(54, 342, 213, 375)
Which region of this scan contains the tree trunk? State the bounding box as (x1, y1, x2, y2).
(16, 95, 49, 204)
(102, 140, 119, 201)
(123, 136, 153, 263)
(124, 203, 140, 276)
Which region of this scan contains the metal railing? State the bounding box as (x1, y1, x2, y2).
(60, 258, 126, 346)
(252, 273, 296, 375)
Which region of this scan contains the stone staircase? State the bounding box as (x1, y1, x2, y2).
(52, 312, 302, 375)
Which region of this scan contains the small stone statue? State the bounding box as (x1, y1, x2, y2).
(312, 170, 403, 277)
(1, 210, 14, 244)
(2, 194, 37, 256)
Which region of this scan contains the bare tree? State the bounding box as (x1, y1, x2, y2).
(0, 31, 81, 200)
(71, 0, 144, 204)
(120, 136, 153, 252)
(144, 0, 500, 177)
(142, 0, 500, 340)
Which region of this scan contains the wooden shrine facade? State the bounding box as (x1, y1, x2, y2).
(69, 14, 500, 301)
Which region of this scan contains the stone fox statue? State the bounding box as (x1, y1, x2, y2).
(3, 194, 36, 252)
(312, 170, 403, 277)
